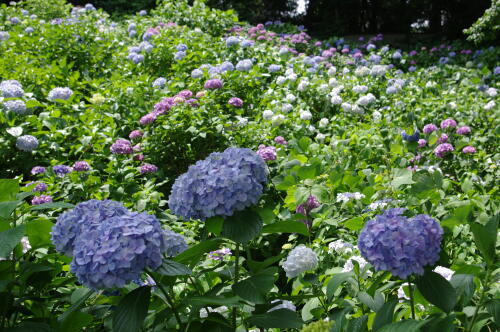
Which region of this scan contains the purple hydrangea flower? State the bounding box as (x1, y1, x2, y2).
(70, 211, 177, 289)
(111, 139, 133, 154)
(73, 161, 90, 172)
(418, 139, 427, 148)
(129, 130, 143, 140)
(53, 165, 73, 176)
(256, 145, 277, 162)
(168, 148, 268, 220)
(140, 112, 157, 125)
(228, 97, 243, 107)
(32, 195, 52, 205)
(140, 164, 158, 174)
(204, 79, 223, 90)
(462, 146, 476, 154)
(31, 166, 46, 175)
(438, 133, 449, 144)
(163, 229, 188, 257)
(358, 209, 443, 279)
(152, 77, 166, 88)
(440, 118, 457, 129)
(3, 100, 28, 115)
(422, 124, 438, 134)
(274, 136, 288, 145)
(31, 182, 48, 192)
(48, 87, 73, 101)
(16, 135, 38, 152)
(456, 126, 471, 135)
(208, 248, 232, 260)
(434, 143, 454, 158)
(296, 195, 321, 216)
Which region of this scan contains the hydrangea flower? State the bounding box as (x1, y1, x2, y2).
(191, 69, 203, 78)
(30, 182, 48, 192)
(73, 161, 90, 172)
(204, 79, 223, 90)
(163, 229, 188, 257)
(328, 240, 354, 254)
(129, 130, 143, 140)
(48, 87, 73, 101)
(140, 164, 158, 174)
(53, 165, 73, 176)
(228, 97, 243, 107)
(433, 266, 454, 280)
(3, 100, 29, 115)
(456, 126, 471, 135)
(422, 124, 438, 134)
(31, 166, 46, 175)
(0, 80, 24, 98)
(32, 195, 52, 205)
(282, 245, 318, 278)
(152, 77, 166, 88)
(358, 209, 443, 279)
(440, 118, 457, 129)
(462, 146, 476, 154)
(434, 143, 454, 158)
(343, 255, 369, 273)
(336, 192, 365, 203)
(0, 31, 10, 41)
(274, 136, 288, 145)
(268, 64, 281, 72)
(168, 148, 268, 220)
(111, 139, 133, 154)
(208, 248, 232, 260)
(16, 135, 38, 151)
(418, 139, 427, 148)
(401, 130, 420, 142)
(236, 59, 253, 72)
(226, 36, 239, 47)
(256, 145, 277, 162)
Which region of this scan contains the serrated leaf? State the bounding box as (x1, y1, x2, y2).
(6, 127, 23, 137)
(156, 259, 192, 276)
(232, 272, 275, 304)
(112, 286, 151, 332)
(247, 309, 303, 329)
(222, 209, 262, 243)
(175, 238, 224, 266)
(262, 220, 309, 236)
(416, 271, 457, 313)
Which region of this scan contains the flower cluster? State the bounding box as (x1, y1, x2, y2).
(228, 97, 243, 107)
(358, 208, 443, 279)
(168, 148, 268, 220)
(256, 144, 277, 162)
(208, 248, 232, 260)
(16, 135, 38, 152)
(0, 80, 24, 98)
(73, 161, 90, 172)
(336, 192, 365, 203)
(140, 163, 158, 174)
(48, 87, 73, 101)
(110, 139, 133, 154)
(282, 245, 318, 278)
(32, 195, 52, 205)
(4, 100, 29, 115)
(53, 165, 73, 176)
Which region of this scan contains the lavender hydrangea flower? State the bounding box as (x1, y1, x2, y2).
(53, 165, 73, 176)
(274, 136, 288, 145)
(163, 229, 188, 257)
(16, 135, 38, 151)
(73, 161, 90, 171)
(282, 245, 318, 278)
(204, 79, 223, 90)
(208, 248, 232, 260)
(31, 182, 48, 192)
(111, 139, 133, 154)
(256, 145, 277, 162)
(422, 124, 438, 134)
(3, 100, 29, 115)
(228, 97, 243, 107)
(191, 69, 203, 78)
(226, 36, 239, 47)
(48, 87, 73, 101)
(140, 164, 158, 174)
(268, 64, 282, 72)
(418, 139, 427, 148)
(440, 118, 457, 129)
(236, 59, 253, 72)
(31, 166, 46, 175)
(434, 143, 454, 158)
(129, 130, 143, 140)
(168, 148, 268, 220)
(133, 54, 144, 64)
(219, 61, 234, 72)
(462, 146, 476, 154)
(438, 133, 449, 144)
(32, 195, 52, 205)
(456, 126, 471, 135)
(70, 211, 170, 289)
(152, 77, 166, 88)
(140, 112, 157, 125)
(52, 200, 129, 256)
(0, 80, 24, 98)
(358, 209, 443, 279)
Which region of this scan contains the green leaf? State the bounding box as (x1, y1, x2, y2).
(0, 179, 19, 201)
(112, 286, 151, 332)
(298, 164, 318, 179)
(415, 271, 457, 313)
(262, 220, 309, 236)
(343, 216, 364, 231)
(175, 238, 224, 266)
(4, 322, 54, 332)
(189, 296, 241, 307)
(347, 315, 368, 332)
(294, 186, 310, 205)
(0, 225, 26, 258)
(247, 309, 303, 329)
(59, 311, 93, 332)
(469, 215, 498, 265)
(59, 289, 93, 322)
(0, 201, 20, 219)
(232, 272, 275, 304)
(326, 272, 354, 300)
(423, 315, 456, 332)
(372, 299, 397, 331)
(206, 216, 224, 236)
(156, 259, 192, 276)
(377, 319, 428, 332)
(486, 300, 500, 327)
(222, 209, 262, 243)
(30, 202, 75, 211)
(391, 168, 415, 189)
(26, 219, 54, 249)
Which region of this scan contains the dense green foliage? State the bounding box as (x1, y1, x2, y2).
(0, 0, 498, 331)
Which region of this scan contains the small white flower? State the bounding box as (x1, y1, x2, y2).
(342, 67, 350, 75)
(21, 237, 31, 253)
(276, 76, 286, 85)
(484, 100, 496, 110)
(271, 114, 285, 126)
(486, 87, 497, 97)
(262, 110, 274, 120)
(342, 255, 369, 273)
(286, 93, 296, 103)
(328, 66, 337, 75)
(341, 102, 352, 112)
(235, 116, 248, 126)
(318, 118, 329, 127)
(372, 110, 382, 122)
(282, 103, 293, 113)
(316, 133, 326, 143)
(299, 110, 312, 120)
(336, 192, 365, 203)
(353, 85, 368, 94)
(329, 77, 338, 86)
(328, 240, 353, 254)
(331, 95, 343, 105)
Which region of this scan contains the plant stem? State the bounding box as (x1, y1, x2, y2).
(232, 244, 241, 329)
(408, 279, 416, 320)
(468, 269, 491, 332)
(148, 273, 182, 328)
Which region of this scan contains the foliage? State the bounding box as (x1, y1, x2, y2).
(464, 0, 500, 44)
(19, 0, 72, 20)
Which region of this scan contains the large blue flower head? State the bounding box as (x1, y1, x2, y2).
(51, 199, 129, 256)
(70, 212, 169, 289)
(358, 208, 443, 279)
(168, 148, 268, 220)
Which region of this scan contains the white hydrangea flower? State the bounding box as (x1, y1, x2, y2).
(318, 84, 329, 93)
(353, 85, 368, 93)
(262, 110, 274, 120)
(330, 86, 343, 95)
(368, 201, 389, 210)
(328, 240, 354, 254)
(299, 110, 312, 120)
(447, 101, 457, 109)
(433, 266, 454, 281)
(484, 100, 496, 110)
(272, 114, 285, 126)
(318, 118, 329, 127)
(297, 79, 309, 91)
(486, 87, 497, 97)
(371, 65, 387, 76)
(356, 93, 376, 106)
(397, 283, 410, 301)
(281, 103, 293, 113)
(276, 76, 286, 85)
(316, 133, 326, 143)
(352, 104, 364, 114)
(286, 93, 296, 103)
(235, 116, 248, 127)
(355, 66, 370, 77)
(21, 237, 31, 253)
(329, 77, 338, 86)
(331, 95, 343, 105)
(342, 255, 369, 273)
(328, 66, 337, 75)
(268, 300, 296, 312)
(341, 102, 352, 112)
(372, 110, 382, 122)
(342, 68, 350, 75)
(336, 192, 365, 203)
(282, 245, 318, 278)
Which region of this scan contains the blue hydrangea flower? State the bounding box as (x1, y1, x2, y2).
(236, 59, 253, 72)
(268, 64, 282, 73)
(48, 87, 73, 101)
(16, 135, 38, 151)
(191, 68, 203, 78)
(168, 148, 268, 220)
(401, 130, 420, 142)
(174, 51, 186, 61)
(226, 36, 239, 47)
(133, 54, 144, 64)
(0, 31, 10, 41)
(240, 39, 254, 48)
(53, 165, 73, 177)
(3, 100, 29, 115)
(70, 211, 169, 289)
(1, 80, 24, 98)
(152, 77, 167, 88)
(176, 43, 188, 52)
(164, 229, 188, 256)
(358, 209, 443, 279)
(25, 27, 34, 34)
(51, 200, 130, 256)
(219, 61, 234, 72)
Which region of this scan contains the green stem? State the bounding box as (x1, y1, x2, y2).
(408, 280, 416, 320)
(468, 269, 491, 332)
(148, 273, 182, 328)
(232, 244, 241, 329)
